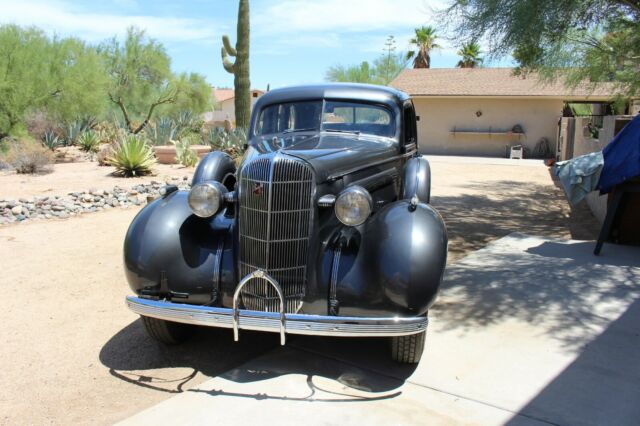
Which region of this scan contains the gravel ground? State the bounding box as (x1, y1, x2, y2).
(0, 157, 600, 425)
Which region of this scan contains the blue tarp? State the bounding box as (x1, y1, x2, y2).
(598, 114, 640, 193)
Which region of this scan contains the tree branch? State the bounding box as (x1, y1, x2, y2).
(132, 91, 176, 134)
(109, 93, 133, 132)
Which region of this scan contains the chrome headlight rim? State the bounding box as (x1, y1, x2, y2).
(187, 181, 227, 218)
(334, 185, 373, 227)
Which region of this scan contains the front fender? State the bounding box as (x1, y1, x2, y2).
(332, 200, 447, 316)
(123, 191, 236, 304)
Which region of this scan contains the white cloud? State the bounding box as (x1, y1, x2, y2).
(0, 0, 219, 43)
(254, 0, 446, 35)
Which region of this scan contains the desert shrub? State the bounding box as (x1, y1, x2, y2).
(77, 130, 100, 153)
(96, 142, 117, 166)
(173, 139, 198, 167)
(3, 139, 54, 174)
(25, 110, 58, 141)
(94, 121, 125, 146)
(42, 131, 62, 151)
(108, 135, 156, 177)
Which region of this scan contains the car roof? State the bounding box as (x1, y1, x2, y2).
(254, 83, 410, 110)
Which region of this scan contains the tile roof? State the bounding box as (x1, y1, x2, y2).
(212, 88, 235, 103)
(390, 68, 618, 99)
(212, 88, 266, 103)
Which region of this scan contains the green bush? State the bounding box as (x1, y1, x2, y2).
(3, 139, 54, 174)
(173, 139, 198, 167)
(108, 135, 156, 177)
(77, 130, 100, 153)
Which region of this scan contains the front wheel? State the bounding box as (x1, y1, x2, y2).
(391, 330, 426, 364)
(141, 316, 194, 345)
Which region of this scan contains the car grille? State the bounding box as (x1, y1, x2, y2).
(238, 154, 314, 313)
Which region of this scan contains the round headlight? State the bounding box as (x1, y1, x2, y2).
(188, 182, 227, 218)
(335, 186, 372, 226)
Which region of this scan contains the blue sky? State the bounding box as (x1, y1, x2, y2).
(0, 0, 513, 90)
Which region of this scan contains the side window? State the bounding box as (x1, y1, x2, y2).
(403, 102, 417, 145)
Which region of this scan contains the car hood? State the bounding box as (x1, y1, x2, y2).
(248, 133, 398, 182)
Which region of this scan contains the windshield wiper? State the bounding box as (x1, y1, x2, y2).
(323, 129, 361, 135)
(282, 127, 318, 134)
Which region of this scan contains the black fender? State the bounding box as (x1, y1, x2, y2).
(192, 151, 237, 189)
(123, 191, 236, 305)
(402, 155, 431, 203)
(329, 200, 447, 316)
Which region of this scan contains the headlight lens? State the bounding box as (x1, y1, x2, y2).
(335, 186, 372, 226)
(188, 182, 226, 218)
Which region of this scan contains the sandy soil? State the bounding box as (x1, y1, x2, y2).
(0, 161, 194, 201)
(0, 157, 600, 425)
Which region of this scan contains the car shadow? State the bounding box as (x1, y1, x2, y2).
(99, 318, 416, 401)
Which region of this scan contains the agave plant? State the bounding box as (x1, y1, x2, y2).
(173, 139, 199, 167)
(42, 131, 61, 151)
(207, 127, 246, 159)
(108, 135, 156, 177)
(175, 111, 195, 132)
(229, 128, 247, 146)
(62, 116, 96, 146)
(63, 121, 83, 146)
(77, 131, 101, 153)
(147, 118, 178, 146)
(207, 127, 229, 148)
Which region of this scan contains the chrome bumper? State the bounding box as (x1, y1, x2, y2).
(126, 296, 427, 343)
(126, 270, 427, 345)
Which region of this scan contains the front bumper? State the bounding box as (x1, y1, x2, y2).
(126, 269, 427, 345)
(126, 297, 427, 343)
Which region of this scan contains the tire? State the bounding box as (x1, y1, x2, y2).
(391, 330, 426, 364)
(141, 316, 194, 345)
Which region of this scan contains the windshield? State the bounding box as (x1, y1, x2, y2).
(254, 100, 396, 138)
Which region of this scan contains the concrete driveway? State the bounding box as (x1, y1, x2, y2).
(119, 234, 640, 426)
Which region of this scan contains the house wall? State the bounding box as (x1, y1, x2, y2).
(220, 99, 235, 120)
(413, 97, 564, 157)
(215, 91, 263, 124)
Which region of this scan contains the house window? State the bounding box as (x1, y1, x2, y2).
(252, 92, 258, 98)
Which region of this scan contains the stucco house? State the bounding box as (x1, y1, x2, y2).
(390, 68, 617, 157)
(202, 87, 265, 125)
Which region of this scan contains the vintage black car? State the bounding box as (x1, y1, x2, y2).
(124, 84, 448, 363)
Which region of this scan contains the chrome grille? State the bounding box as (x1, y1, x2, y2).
(238, 154, 314, 313)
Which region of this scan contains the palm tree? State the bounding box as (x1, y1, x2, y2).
(406, 26, 440, 69)
(456, 42, 483, 68)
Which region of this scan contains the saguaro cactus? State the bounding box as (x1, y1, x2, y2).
(221, 0, 250, 130)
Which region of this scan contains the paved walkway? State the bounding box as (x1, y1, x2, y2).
(119, 234, 640, 426)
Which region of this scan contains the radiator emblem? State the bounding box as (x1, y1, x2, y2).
(253, 182, 264, 196)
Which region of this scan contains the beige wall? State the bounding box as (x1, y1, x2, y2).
(413, 97, 564, 157)
(216, 91, 263, 124)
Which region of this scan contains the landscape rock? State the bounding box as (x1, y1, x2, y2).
(1, 180, 191, 226)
